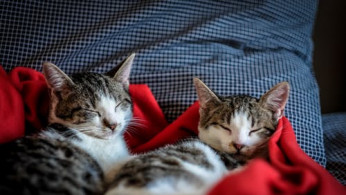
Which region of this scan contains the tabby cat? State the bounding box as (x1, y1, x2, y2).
(106, 78, 290, 195)
(0, 54, 135, 195)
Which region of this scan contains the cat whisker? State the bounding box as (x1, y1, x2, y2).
(59, 130, 78, 138)
(130, 117, 146, 122)
(128, 122, 145, 129)
(78, 129, 95, 133)
(123, 134, 133, 144)
(77, 127, 103, 134)
(127, 117, 146, 127)
(125, 126, 142, 137)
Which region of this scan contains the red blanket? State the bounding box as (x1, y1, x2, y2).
(1, 66, 345, 194)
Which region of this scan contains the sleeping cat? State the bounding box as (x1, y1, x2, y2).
(106, 78, 290, 195)
(0, 54, 135, 194)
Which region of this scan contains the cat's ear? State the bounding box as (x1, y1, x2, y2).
(194, 78, 221, 108)
(260, 82, 290, 120)
(42, 62, 74, 93)
(107, 53, 135, 88)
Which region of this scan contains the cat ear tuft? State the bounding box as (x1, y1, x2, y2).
(108, 53, 135, 88)
(260, 82, 290, 120)
(42, 62, 74, 92)
(193, 78, 220, 108)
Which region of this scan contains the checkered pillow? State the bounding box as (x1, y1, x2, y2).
(0, 0, 325, 166)
(323, 113, 346, 184)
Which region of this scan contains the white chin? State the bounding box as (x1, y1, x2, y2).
(106, 131, 117, 137)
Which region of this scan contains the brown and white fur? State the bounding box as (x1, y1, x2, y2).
(196, 78, 289, 162)
(42, 54, 135, 179)
(106, 78, 290, 195)
(0, 54, 135, 194)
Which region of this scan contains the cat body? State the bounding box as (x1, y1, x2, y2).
(107, 139, 231, 195)
(0, 54, 135, 194)
(0, 133, 104, 195)
(41, 123, 129, 176)
(107, 78, 290, 195)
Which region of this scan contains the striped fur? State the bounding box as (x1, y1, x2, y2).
(0, 136, 104, 195)
(106, 79, 289, 195)
(107, 140, 228, 195)
(196, 78, 289, 161)
(0, 54, 135, 194)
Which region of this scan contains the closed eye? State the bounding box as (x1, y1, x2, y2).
(115, 99, 130, 109)
(249, 128, 262, 135)
(83, 109, 101, 117)
(219, 125, 232, 132)
(210, 123, 232, 132)
(249, 127, 274, 136)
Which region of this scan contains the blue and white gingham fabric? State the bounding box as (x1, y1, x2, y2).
(0, 1, 326, 166)
(323, 113, 346, 185)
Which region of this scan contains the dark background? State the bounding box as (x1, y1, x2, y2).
(313, 0, 346, 113)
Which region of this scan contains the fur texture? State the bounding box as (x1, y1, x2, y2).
(195, 78, 289, 161)
(0, 54, 135, 194)
(106, 78, 290, 195)
(107, 140, 228, 195)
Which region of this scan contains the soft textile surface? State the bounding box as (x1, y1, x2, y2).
(323, 113, 346, 185)
(0, 0, 325, 166)
(0, 67, 25, 143)
(0, 67, 344, 194)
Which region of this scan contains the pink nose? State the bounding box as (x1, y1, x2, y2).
(233, 143, 244, 150)
(109, 124, 117, 131)
(103, 119, 117, 131)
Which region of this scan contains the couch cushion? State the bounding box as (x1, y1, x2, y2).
(323, 113, 346, 184)
(0, 0, 325, 166)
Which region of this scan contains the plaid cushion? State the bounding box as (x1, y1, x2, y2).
(0, 0, 325, 166)
(323, 113, 346, 185)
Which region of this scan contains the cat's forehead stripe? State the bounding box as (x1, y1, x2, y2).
(72, 73, 123, 100)
(231, 112, 250, 129)
(199, 95, 272, 129)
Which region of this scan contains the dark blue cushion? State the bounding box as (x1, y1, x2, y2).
(323, 113, 346, 184)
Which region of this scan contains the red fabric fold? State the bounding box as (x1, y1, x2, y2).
(130, 102, 199, 153)
(8, 67, 49, 133)
(0, 66, 25, 143)
(1, 66, 345, 194)
(124, 84, 169, 149)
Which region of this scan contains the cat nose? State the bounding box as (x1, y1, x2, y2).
(233, 143, 244, 150)
(103, 119, 117, 131)
(108, 124, 117, 131)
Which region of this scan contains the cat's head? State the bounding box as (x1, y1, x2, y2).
(194, 78, 289, 160)
(43, 54, 135, 140)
